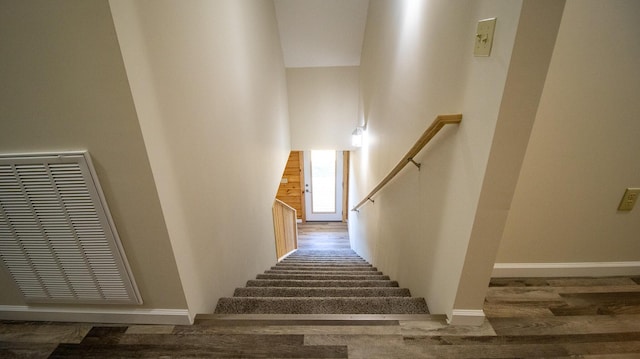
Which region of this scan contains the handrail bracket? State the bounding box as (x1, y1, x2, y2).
(408, 158, 421, 170)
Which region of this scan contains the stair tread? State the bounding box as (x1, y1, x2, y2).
(278, 262, 372, 266)
(286, 256, 363, 258)
(280, 259, 370, 265)
(246, 279, 400, 287)
(272, 266, 377, 271)
(214, 297, 429, 314)
(256, 274, 391, 280)
(264, 270, 383, 275)
(233, 287, 411, 297)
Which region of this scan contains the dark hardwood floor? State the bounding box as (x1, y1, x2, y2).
(2, 222, 640, 358)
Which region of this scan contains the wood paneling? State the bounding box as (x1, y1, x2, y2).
(276, 151, 305, 220)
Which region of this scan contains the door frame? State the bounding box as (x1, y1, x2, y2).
(303, 150, 344, 222)
(298, 152, 306, 223)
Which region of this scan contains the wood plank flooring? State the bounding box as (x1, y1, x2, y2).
(297, 222, 350, 250)
(1, 223, 640, 357)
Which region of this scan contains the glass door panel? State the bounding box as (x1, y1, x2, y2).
(304, 150, 343, 221)
(310, 150, 336, 213)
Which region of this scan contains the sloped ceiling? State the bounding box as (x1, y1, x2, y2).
(274, 0, 369, 68)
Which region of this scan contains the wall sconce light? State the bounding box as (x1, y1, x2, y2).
(351, 127, 364, 147)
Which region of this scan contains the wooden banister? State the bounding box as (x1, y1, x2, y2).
(351, 114, 462, 212)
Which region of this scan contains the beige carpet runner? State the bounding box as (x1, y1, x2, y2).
(214, 249, 428, 314)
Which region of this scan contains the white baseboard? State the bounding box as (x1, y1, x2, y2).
(0, 305, 192, 325)
(493, 261, 640, 278)
(447, 309, 485, 326)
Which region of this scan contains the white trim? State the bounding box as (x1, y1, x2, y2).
(493, 261, 640, 278)
(0, 306, 192, 325)
(447, 309, 485, 326)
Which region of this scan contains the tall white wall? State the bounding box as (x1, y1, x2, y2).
(0, 0, 187, 314)
(497, 0, 640, 265)
(349, 0, 530, 318)
(453, 0, 565, 313)
(287, 66, 360, 150)
(109, 0, 291, 316)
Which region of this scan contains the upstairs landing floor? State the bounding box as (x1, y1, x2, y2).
(2, 222, 640, 357)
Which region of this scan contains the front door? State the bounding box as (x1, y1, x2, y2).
(303, 150, 343, 221)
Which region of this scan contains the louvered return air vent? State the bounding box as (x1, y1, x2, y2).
(0, 151, 142, 305)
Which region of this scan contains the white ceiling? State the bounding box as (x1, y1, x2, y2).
(274, 0, 369, 68)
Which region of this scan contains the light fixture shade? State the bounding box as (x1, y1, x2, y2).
(351, 127, 363, 147)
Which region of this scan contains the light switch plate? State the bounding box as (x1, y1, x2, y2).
(618, 188, 640, 211)
(474, 18, 496, 57)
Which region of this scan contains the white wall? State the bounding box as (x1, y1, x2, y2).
(453, 0, 566, 313)
(496, 0, 640, 265)
(349, 0, 528, 318)
(110, 0, 291, 316)
(288, 67, 360, 150)
(0, 0, 187, 315)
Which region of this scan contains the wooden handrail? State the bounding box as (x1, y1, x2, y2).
(351, 114, 462, 211)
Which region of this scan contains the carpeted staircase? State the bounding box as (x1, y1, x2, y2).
(214, 249, 429, 314)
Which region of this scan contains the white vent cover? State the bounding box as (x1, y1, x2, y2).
(0, 151, 142, 304)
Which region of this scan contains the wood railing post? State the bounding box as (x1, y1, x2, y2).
(273, 199, 298, 260)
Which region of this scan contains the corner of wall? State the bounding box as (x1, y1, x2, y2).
(452, 0, 566, 311)
(447, 309, 486, 326)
